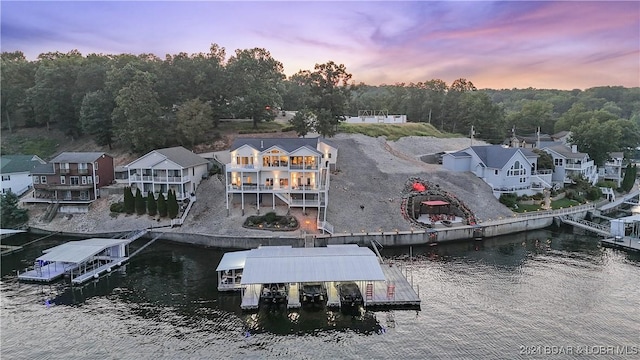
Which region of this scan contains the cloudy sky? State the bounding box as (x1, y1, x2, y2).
(2, 1, 638, 89)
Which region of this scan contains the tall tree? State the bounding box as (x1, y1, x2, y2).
(289, 109, 314, 137)
(79, 90, 114, 148)
(225, 48, 285, 128)
(111, 68, 166, 152)
(1, 51, 36, 132)
(441, 78, 476, 133)
(167, 189, 179, 219)
(175, 98, 214, 146)
(135, 188, 146, 215)
(124, 186, 134, 214)
(0, 191, 29, 228)
(147, 191, 157, 216)
(157, 193, 167, 217)
(300, 61, 352, 137)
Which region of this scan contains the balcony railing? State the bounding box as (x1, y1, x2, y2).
(77, 169, 89, 175)
(227, 184, 324, 191)
(59, 169, 70, 174)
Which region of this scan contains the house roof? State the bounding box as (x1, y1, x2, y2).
(469, 145, 537, 169)
(0, 155, 45, 174)
(552, 130, 571, 139)
(609, 152, 624, 159)
(31, 163, 55, 175)
(37, 238, 130, 264)
(543, 144, 587, 159)
(216, 250, 251, 271)
(154, 147, 209, 167)
(50, 152, 109, 163)
(239, 245, 386, 284)
(230, 138, 335, 154)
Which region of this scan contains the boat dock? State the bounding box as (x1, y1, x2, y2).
(18, 230, 149, 285)
(218, 244, 421, 311)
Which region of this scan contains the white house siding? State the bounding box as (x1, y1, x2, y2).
(345, 115, 407, 124)
(442, 155, 471, 172)
(1, 171, 32, 196)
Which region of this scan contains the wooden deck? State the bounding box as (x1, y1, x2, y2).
(287, 284, 301, 309)
(18, 262, 78, 282)
(602, 237, 640, 251)
(241, 284, 261, 310)
(368, 264, 421, 308)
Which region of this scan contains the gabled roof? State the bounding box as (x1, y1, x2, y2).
(50, 152, 110, 163)
(552, 130, 571, 139)
(0, 155, 45, 174)
(469, 145, 537, 169)
(153, 147, 209, 168)
(230, 138, 335, 154)
(542, 144, 588, 159)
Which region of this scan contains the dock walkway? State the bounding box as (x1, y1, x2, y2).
(369, 264, 421, 307)
(71, 257, 126, 284)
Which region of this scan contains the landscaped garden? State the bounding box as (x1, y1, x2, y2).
(243, 211, 299, 231)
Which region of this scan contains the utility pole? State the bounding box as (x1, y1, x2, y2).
(470, 125, 475, 146)
(428, 109, 432, 124)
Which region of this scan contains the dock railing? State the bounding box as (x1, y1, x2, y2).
(481, 203, 595, 226)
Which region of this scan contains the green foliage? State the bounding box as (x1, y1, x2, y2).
(499, 193, 518, 208)
(146, 191, 157, 216)
(167, 189, 179, 219)
(586, 187, 602, 201)
(157, 193, 167, 217)
(123, 186, 135, 214)
(338, 122, 452, 141)
(0, 191, 28, 228)
(79, 90, 114, 148)
(135, 188, 146, 215)
(532, 149, 555, 170)
(289, 109, 313, 137)
(0, 135, 58, 158)
(596, 180, 618, 189)
(176, 98, 214, 146)
(109, 201, 125, 213)
(621, 164, 637, 192)
(264, 211, 278, 224)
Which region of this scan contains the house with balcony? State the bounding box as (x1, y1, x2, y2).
(1, 155, 46, 196)
(539, 144, 599, 186)
(30, 152, 114, 208)
(442, 145, 550, 198)
(125, 146, 209, 202)
(597, 152, 624, 187)
(225, 138, 338, 231)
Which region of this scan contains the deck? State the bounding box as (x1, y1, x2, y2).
(241, 284, 261, 310)
(18, 262, 79, 282)
(326, 282, 340, 308)
(369, 264, 421, 307)
(71, 257, 127, 284)
(287, 284, 301, 309)
(601, 237, 640, 251)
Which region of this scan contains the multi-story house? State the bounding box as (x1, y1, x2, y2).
(225, 138, 338, 230)
(540, 144, 598, 186)
(442, 145, 550, 198)
(1, 155, 46, 196)
(126, 146, 209, 202)
(598, 152, 624, 187)
(30, 152, 114, 204)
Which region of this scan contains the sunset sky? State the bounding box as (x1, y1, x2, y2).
(2, 1, 639, 90)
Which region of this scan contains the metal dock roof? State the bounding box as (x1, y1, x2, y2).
(38, 238, 130, 264)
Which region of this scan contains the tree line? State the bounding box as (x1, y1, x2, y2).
(2, 45, 639, 164)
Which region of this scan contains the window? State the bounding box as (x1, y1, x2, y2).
(88, 176, 93, 184)
(95, 175, 100, 184)
(60, 176, 66, 185)
(94, 162, 99, 170)
(80, 191, 89, 200)
(1, 175, 10, 181)
(554, 158, 563, 166)
(34, 177, 40, 184)
(494, 170, 499, 176)
(81, 176, 87, 185)
(41, 176, 47, 184)
(70, 176, 79, 185)
(328, 153, 332, 159)
(507, 161, 526, 177)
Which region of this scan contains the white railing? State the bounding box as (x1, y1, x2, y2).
(317, 220, 334, 234)
(482, 203, 596, 225)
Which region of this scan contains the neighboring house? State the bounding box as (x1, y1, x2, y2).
(0, 155, 46, 196)
(540, 144, 599, 186)
(126, 146, 209, 202)
(225, 137, 338, 230)
(505, 132, 554, 149)
(551, 131, 572, 145)
(30, 152, 114, 206)
(345, 112, 407, 124)
(598, 152, 624, 187)
(442, 145, 550, 198)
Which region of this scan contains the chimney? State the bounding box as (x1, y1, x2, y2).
(571, 145, 577, 153)
(260, 140, 264, 149)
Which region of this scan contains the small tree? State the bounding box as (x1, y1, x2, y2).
(147, 191, 157, 216)
(167, 189, 179, 219)
(157, 193, 167, 217)
(135, 188, 146, 215)
(124, 186, 135, 214)
(621, 164, 637, 192)
(0, 191, 28, 228)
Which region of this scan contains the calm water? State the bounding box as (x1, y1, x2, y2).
(2, 227, 639, 359)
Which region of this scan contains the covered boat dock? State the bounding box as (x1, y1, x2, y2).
(18, 238, 131, 284)
(217, 244, 420, 310)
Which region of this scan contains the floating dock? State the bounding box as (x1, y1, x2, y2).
(18, 230, 149, 285)
(217, 244, 421, 311)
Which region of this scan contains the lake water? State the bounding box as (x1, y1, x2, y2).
(2, 227, 639, 359)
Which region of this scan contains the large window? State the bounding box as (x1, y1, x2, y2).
(70, 176, 79, 185)
(1, 175, 10, 181)
(554, 158, 563, 166)
(60, 176, 66, 185)
(507, 161, 526, 177)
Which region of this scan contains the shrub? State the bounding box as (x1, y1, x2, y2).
(586, 187, 602, 201)
(157, 193, 167, 217)
(147, 191, 157, 216)
(531, 192, 544, 200)
(110, 202, 125, 213)
(135, 188, 146, 215)
(499, 193, 518, 208)
(264, 211, 278, 224)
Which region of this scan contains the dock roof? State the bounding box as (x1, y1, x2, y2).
(216, 250, 251, 271)
(238, 245, 386, 284)
(37, 238, 130, 264)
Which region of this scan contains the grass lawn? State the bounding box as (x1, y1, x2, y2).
(513, 197, 583, 213)
(337, 122, 458, 141)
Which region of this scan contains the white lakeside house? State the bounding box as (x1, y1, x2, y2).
(126, 146, 209, 201)
(1, 154, 46, 196)
(443, 145, 551, 198)
(225, 138, 338, 229)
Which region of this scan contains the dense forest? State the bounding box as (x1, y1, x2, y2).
(2, 45, 639, 164)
